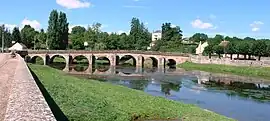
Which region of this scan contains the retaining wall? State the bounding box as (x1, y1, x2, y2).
(190, 55, 270, 67)
(3, 55, 56, 121)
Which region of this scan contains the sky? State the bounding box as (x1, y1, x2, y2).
(0, 0, 270, 38)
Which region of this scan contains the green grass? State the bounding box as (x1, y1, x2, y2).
(29, 64, 233, 121)
(179, 62, 270, 80)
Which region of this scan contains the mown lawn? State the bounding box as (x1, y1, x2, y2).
(179, 62, 270, 80)
(29, 64, 234, 121)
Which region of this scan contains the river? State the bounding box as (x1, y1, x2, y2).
(51, 63, 270, 121)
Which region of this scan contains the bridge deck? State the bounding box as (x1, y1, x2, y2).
(27, 50, 190, 56)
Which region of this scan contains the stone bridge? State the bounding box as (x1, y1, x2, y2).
(26, 50, 190, 71)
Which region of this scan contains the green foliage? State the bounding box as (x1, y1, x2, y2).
(35, 29, 47, 49)
(129, 18, 151, 50)
(213, 45, 224, 58)
(152, 23, 183, 52)
(47, 10, 69, 50)
(29, 64, 234, 121)
(179, 62, 270, 80)
(21, 25, 37, 48)
(58, 12, 69, 49)
(12, 27, 21, 43)
(190, 33, 208, 42)
(0, 25, 12, 48)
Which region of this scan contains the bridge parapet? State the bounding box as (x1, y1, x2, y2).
(27, 50, 190, 56)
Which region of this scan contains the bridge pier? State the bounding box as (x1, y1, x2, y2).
(63, 54, 70, 72)
(158, 57, 165, 69)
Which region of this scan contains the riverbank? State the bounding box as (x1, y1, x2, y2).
(29, 64, 233, 121)
(178, 62, 270, 80)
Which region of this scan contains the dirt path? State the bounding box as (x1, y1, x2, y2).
(0, 55, 18, 120)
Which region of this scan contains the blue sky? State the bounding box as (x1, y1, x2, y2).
(0, 0, 270, 38)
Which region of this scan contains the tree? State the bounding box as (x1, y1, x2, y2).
(47, 10, 69, 50)
(204, 45, 213, 59)
(21, 25, 37, 48)
(36, 29, 47, 49)
(0, 25, 12, 48)
(58, 12, 69, 49)
(153, 22, 183, 52)
(253, 40, 267, 60)
(226, 41, 236, 60)
(47, 10, 60, 49)
(12, 27, 21, 43)
(213, 45, 224, 58)
(70, 26, 86, 50)
(129, 17, 151, 50)
(190, 33, 208, 43)
(71, 26, 86, 35)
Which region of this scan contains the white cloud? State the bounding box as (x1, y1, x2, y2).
(191, 19, 215, 29)
(250, 21, 264, 32)
(3, 24, 17, 30)
(21, 18, 41, 30)
(56, 0, 91, 9)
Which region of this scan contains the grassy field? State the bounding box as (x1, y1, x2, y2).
(29, 64, 233, 121)
(179, 62, 270, 80)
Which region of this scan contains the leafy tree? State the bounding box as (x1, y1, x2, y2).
(70, 26, 86, 50)
(204, 45, 214, 58)
(253, 40, 267, 60)
(0, 25, 12, 48)
(58, 12, 69, 49)
(226, 41, 236, 60)
(12, 27, 21, 43)
(21, 25, 37, 48)
(36, 29, 47, 49)
(47, 10, 60, 49)
(47, 10, 69, 50)
(213, 45, 224, 58)
(153, 23, 183, 52)
(71, 26, 86, 35)
(190, 33, 208, 43)
(129, 17, 151, 50)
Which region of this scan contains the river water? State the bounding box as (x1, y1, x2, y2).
(55, 64, 270, 121)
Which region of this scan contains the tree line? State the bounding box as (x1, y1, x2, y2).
(1, 10, 270, 60)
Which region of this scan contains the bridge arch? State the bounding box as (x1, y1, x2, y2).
(94, 56, 111, 65)
(167, 59, 177, 69)
(119, 55, 136, 67)
(31, 56, 45, 65)
(144, 57, 158, 68)
(72, 55, 89, 72)
(49, 55, 67, 70)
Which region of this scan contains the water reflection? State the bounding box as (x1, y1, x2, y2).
(54, 64, 270, 121)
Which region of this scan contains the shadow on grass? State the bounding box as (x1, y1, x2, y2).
(29, 68, 69, 121)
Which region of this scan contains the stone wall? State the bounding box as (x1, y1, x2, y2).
(3, 55, 56, 121)
(190, 55, 270, 67)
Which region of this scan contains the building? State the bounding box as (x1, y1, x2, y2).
(195, 41, 208, 55)
(148, 30, 162, 49)
(8, 42, 27, 51)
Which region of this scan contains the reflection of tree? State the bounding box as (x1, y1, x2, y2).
(128, 80, 149, 91)
(202, 80, 270, 102)
(161, 82, 182, 96)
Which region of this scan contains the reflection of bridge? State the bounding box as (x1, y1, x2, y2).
(26, 50, 190, 71)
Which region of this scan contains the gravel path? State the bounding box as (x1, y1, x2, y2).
(0, 54, 18, 120)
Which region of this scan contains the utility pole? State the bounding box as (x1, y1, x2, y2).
(1, 30, 4, 53)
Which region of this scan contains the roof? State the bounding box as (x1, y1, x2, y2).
(153, 30, 162, 33)
(8, 42, 27, 51)
(219, 40, 229, 47)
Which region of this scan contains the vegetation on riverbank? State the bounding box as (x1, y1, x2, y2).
(29, 64, 233, 121)
(179, 62, 270, 79)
